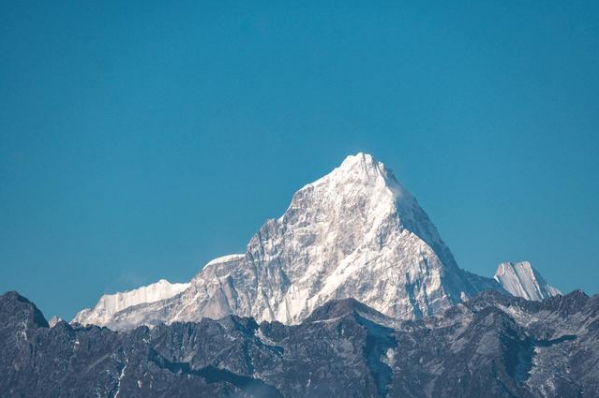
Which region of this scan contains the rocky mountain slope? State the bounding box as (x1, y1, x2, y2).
(2, 290, 597, 398)
(77, 153, 554, 331)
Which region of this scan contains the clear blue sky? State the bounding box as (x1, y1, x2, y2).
(1, 1, 598, 320)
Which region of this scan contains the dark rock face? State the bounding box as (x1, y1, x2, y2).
(1, 290, 598, 398)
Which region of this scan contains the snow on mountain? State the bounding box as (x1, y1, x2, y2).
(204, 254, 245, 268)
(73, 153, 512, 330)
(48, 316, 63, 327)
(73, 279, 189, 326)
(493, 261, 561, 301)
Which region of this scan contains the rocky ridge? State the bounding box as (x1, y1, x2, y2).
(2, 290, 597, 397)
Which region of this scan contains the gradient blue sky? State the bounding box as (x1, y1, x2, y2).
(1, 1, 598, 320)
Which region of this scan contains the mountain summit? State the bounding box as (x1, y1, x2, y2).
(494, 261, 561, 301)
(74, 153, 556, 330)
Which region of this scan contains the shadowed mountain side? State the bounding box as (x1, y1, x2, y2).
(2, 290, 598, 398)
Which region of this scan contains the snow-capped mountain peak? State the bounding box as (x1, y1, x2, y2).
(73, 154, 558, 330)
(336, 152, 389, 179)
(493, 261, 561, 301)
(285, 153, 445, 259)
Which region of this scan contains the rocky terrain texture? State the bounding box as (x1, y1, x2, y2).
(2, 289, 597, 398)
(74, 154, 558, 331)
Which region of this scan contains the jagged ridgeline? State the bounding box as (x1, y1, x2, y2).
(74, 154, 558, 331)
(2, 290, 598, 397)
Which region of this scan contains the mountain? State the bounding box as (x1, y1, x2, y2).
(2, 290, 598, 397)
(74, 153, 506, 330)
(48, 315, 63, 327)
(494, 261, 561, 301)
(73, 279, 189, 327)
